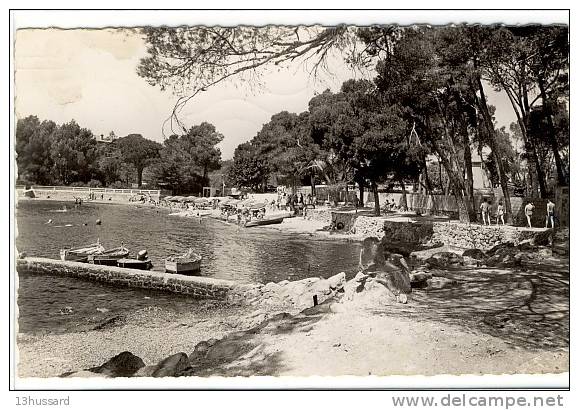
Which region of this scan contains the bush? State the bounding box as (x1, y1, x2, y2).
(108, 181, 127, 189)
(69, 181, 86, 187)
(87, 179, 103, 188)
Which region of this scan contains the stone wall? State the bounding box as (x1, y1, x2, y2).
(16, 257, 246, 300)
(306, 208, 332, 225)
(16, 187, 161, 203)
(431, 222, 553, 250)
(331, 211, 358, 232)
(16, 258, 345, 313)
(351, 216, 389, 238)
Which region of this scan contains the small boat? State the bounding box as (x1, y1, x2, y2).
(117, 258, 153, 270)
(60, 242, 105, 262)
(117, 250, 152, 270)
(88, 245, 130, 266)
(165, 248, 202, 274)
(243, 215, 285, 228)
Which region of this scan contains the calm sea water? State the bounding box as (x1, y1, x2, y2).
(16, 200, 361, 334)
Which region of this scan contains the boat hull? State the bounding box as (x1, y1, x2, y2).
(165, 259, 201, 274)
(117, 258, 153, 270)
(244, 216, 285, 227)
(60, 250, 91, 263)
(88, 249, 130, 266)
(60, 243, 105, 262)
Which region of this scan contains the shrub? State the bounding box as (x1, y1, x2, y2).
(69, 181, 86, 187)
(108, 181, 127, 189)
(87, 179, 103, 188)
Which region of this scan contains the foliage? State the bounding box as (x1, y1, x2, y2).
(227, 142, 269, 192)
(116, 134, 162, 187)
(149, 123, 223, 194)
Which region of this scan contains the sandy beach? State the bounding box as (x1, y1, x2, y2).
(17, 291, 568, 378)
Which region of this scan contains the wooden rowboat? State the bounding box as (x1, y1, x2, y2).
(117, 258, 153, 270)
(88, 246, 130, 266)
(60, 242, 105, 262)
(243, 215, 285, 228)
(165, 249, 202, 274)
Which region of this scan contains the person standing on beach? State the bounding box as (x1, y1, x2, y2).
(480, 199, 490, 225)
(546, 199, 555, 228)
(524, 201, 535, 228)
(496, 200, 505, 225)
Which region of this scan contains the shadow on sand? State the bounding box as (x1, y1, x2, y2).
(368, 257, 569, 349)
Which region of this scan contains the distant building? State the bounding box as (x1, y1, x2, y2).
(471, 149, 492, 191)
(94, 133, 117, 143)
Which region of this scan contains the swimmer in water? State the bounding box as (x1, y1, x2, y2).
(45, 219, 53, 224)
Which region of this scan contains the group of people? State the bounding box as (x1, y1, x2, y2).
(276, 192, 316, 215)
(382, 199, 399, 212)
(479, 197, 556, 228)
(523, 199, 556, 229)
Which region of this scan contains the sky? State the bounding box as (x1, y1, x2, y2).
(15, 28, 516, 160)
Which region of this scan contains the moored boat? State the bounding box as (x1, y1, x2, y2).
(165, 248, 202, 274)
(60, 242, 105, 262)
(243, 215, 285, 228)
(117, 258, 153, 270)
(88, 245, 130, 266)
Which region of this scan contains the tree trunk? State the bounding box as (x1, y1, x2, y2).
(399, 178, 408, 211)
(475, 77, 513, 223)
(137, 166, 143, 187)
(310, 174, 316, 197)
(371, 180, 380, 216)
(358, 180, 365, 207)
(462, 128, 474, 200)
(500, 77, 547, 198)
(538, 78, 567, 186)
(422, 166, 432, 194)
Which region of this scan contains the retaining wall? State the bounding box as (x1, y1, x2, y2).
(16, 186, 161, 203)
(347, 214, 552, 251)
(431, 222, 553, 250)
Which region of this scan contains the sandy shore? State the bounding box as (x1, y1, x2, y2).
(17, 293, 568, 378)
(17, 303, 257, 377)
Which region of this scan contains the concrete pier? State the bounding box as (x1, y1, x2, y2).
(16, 257, 249, 300)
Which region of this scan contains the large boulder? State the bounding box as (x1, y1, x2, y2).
(86, 351, 145, 377)
(151, 353, 190, 377)
(409, 270, 432, 288)
(462, 248, 487, 260)
(487, 242, 516, 256)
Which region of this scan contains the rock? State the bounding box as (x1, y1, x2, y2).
(517, 239, 536, 252)
(326, 272, 346, 290)
(537, 247, 553, 258)
(397, 293, 408, 304)
(263, 282, 282, 293)
(354, 271, 368, 283)
(487, 242, 515, 256)
(531, 230, 553, 246)
(427, 276, 458, 290)
(133, 365, 158, 377)
(410, 271, 431, 288)
(88, 351, 145, 377)
(425, 252, 464, 267)
(462, 256, 481, 266)
(462, 248, 486, 260)
(152, 353, 190, 377)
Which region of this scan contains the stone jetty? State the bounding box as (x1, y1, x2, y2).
(16, 257, 346, 313)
